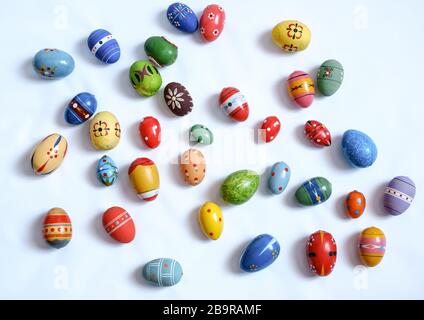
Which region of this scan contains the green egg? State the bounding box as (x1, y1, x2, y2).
(129, 60, 162, 97)
(144, 36, 178, 68)
(221, 170, 260, 205)
(295, 177, 332, 206)
(316, 59, 344, 96)
(189, 124, 213, 145)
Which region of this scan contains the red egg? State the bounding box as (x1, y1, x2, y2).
(287, 71, 315, 108)
(199, 4, 225, 42)
(219, 87, 249, 122)
(139, 116, 161, 149)
(102, 206, 136, 243)
(345, 190, 366, 219)
(306, 230, 337, 277)
(261, 116, 281, 143)
(304, 120, 331, 147)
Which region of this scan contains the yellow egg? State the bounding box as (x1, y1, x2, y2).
(272, 20, 311, 53)
(198, 201, 223, 240)
(31, 133, 68, 175)
(89, 111, 121, 150)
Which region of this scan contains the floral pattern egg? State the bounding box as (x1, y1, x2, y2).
(164, 82, 193, 116)
(89, 112, 121, 150)
(96, 155, 118, 186)
(129, 60, 162, 97)
(317, 59, 344, 96)
(272, 20, 311, 53)
(199, 4, 225, 42)
(33, 48, 75, 79)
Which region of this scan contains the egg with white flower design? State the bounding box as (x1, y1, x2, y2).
(163, 82, 193, 116)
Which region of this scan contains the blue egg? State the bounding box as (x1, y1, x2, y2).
(240, 234, 280, 273)
(87, 29, 121, 64)
(33, 48, 75, 79)
(268, 161, 291, 195)
(167, 2, 198, 33)
(342, 130, 377, 168)
(65, 92, 97, 125)
(96, 155, 118, 186)
(143, 258, 183, 287)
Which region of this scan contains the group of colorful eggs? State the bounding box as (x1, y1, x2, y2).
(30, 3, 416, 286)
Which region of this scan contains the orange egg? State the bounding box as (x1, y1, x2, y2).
(179, 149, 206, 186)
(345, 190, 366, 219)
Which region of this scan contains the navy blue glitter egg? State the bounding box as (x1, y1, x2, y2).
(87, 29, 121, 64)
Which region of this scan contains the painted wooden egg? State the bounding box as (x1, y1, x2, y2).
(189, 124, 213, 145)
(317, 59, 344, 96)
(345, 190, 366, 219)
(164, 82, 193, 116)
(87, 29, 120, 64)
(64, 92, 97, 125)
(143, 258, 183, 286)
(199, 4, 225, 42)
(89, 112, 120, 150)
(268, 161, 291, 195)
(384, 176, 416, 216)
(272, 20, 311, 53)
(31, 133, 68, 175)
(129, 60, 162, 97)
(306, 230, 337, 277)
(221, 170, 260, 205)
(128, 157, 160, 201)
(198, 201, 223, 240)
(139, 116, 161, 149)
(287, 71, 315, 108)
(180, 149, 206, 186)
(144, 36, 178, 68)
(167, 2, 198, 33)
(240, 234, 280, 272)
(261, 116, 281, 143)
(43, 208, 72, 249)
(96, 155, 118, 186)
(358, 226, 386, 267)
(304, 120, 331, 147)
(33, 48, 74, 79)
(219, 87, 249, 122)
(295, 177, 332, 206)
(102, 206, 135, 243)
(342, 130, 377, 168)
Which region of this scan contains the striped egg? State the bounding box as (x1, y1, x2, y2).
(287, 71, 315, 108)
(143, 258, 183, 287)
(358, 227, 386, 267)
(128, 158, 160, 201)
(384, 176, 416, 216)
(87, 29, 121, 64)
(43, 208, 72, 249)
(102, 206, 135, 243)
(295, 177, 332, 206)
(65, 92, 97, 125)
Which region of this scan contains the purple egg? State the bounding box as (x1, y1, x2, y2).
(384, 176, 416, 215)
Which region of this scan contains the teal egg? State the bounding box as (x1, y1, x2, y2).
(189, 124, 213, 145)
(316, 59, 344, 96)
(221, 170, 260, 205)
(96, 155, 118, 186)
(33, 48, 75, 79)
(143, 258, 183, 287)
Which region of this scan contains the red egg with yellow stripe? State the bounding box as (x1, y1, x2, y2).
(306, 230, 337, 276)
(128, 157, 160, 201)
(287, 71, 315, 108)
(43, 208, 72, 249)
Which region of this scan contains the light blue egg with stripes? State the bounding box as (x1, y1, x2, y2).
(87, 29, 121, 64)
(143, 258, 183, 287)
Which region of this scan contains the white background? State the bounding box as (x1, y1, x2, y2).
(1, 0, 423, 299)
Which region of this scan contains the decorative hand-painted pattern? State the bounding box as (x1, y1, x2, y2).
(143, 258, 183, 287)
